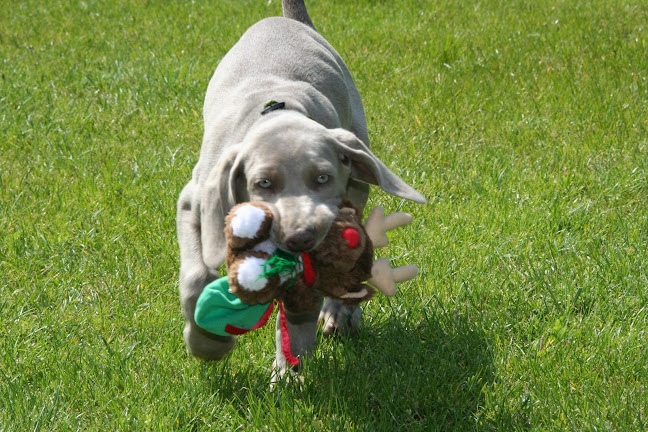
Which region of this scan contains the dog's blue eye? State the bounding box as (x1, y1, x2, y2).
(317, 174, 329, 184)
(258, 179, 272, 189)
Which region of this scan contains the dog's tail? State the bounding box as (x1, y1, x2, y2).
(282, 0, 315, 30)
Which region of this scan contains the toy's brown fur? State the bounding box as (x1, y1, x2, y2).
(224, 202, 274, 251)
(307, 206, 376, 305)
(224, 202, 280, 305)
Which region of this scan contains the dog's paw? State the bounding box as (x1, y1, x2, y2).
(318, 298, 362, 336)
(270, 360, 304, 392)
(184, 322, 236, 360)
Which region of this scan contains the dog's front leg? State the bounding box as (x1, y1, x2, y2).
(272, 304, 321, 382)
(177, 182, 236, 360)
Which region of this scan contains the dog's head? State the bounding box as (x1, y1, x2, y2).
(201, 112, 425, 269)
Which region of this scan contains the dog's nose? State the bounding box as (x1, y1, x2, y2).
(285, 229, 316, 252)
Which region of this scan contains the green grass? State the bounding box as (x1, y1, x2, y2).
(1, 0, 647, 430)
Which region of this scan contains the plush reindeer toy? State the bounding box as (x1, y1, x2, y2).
(194, 201, 418, 336)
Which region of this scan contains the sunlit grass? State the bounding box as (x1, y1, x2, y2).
(1, 0, 647, 430)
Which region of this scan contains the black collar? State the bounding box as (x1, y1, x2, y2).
(261, 100, 286, 115)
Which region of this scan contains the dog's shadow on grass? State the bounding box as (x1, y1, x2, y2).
(198, 308, 524, 430)
(302, 309, 499, 429)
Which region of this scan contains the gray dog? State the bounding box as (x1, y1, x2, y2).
(176, 0, 426, 376)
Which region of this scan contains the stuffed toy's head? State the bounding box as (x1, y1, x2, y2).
(223, 202, 375, 311)
(222, 201, 419, 313)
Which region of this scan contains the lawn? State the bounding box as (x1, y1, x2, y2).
(1, 0, 647, 430)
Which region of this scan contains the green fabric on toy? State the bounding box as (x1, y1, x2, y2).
(194, 277, 274, 336)
(259, 249, 301, 288)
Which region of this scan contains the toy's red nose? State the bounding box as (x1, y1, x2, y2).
(285, 229, 316, 252)
(342, 228, 360, 248)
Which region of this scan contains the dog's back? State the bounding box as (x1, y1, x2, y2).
(198, 15, 368, 184)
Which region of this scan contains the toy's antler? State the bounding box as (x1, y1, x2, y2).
(364, 207, 419, 296)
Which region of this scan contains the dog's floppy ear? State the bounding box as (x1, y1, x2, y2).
(331, 129, 427, 204)
(201, 147, 245, 269)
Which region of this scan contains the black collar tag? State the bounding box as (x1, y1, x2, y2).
(261, 100, 286, 115)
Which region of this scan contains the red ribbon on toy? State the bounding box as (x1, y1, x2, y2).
(301, 252, 316, 286)
(278, 301, 300, 366)
(223, 301, 275, 335)
(222, 300, 299, 366)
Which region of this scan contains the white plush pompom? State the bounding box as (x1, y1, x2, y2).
(252, 239, 277, 255)
(231, 205, 267, 239)
(236, 256, 269, 291)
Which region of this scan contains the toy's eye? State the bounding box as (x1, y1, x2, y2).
(257, 179, 272, 189)
(317, 174, 329, 184)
